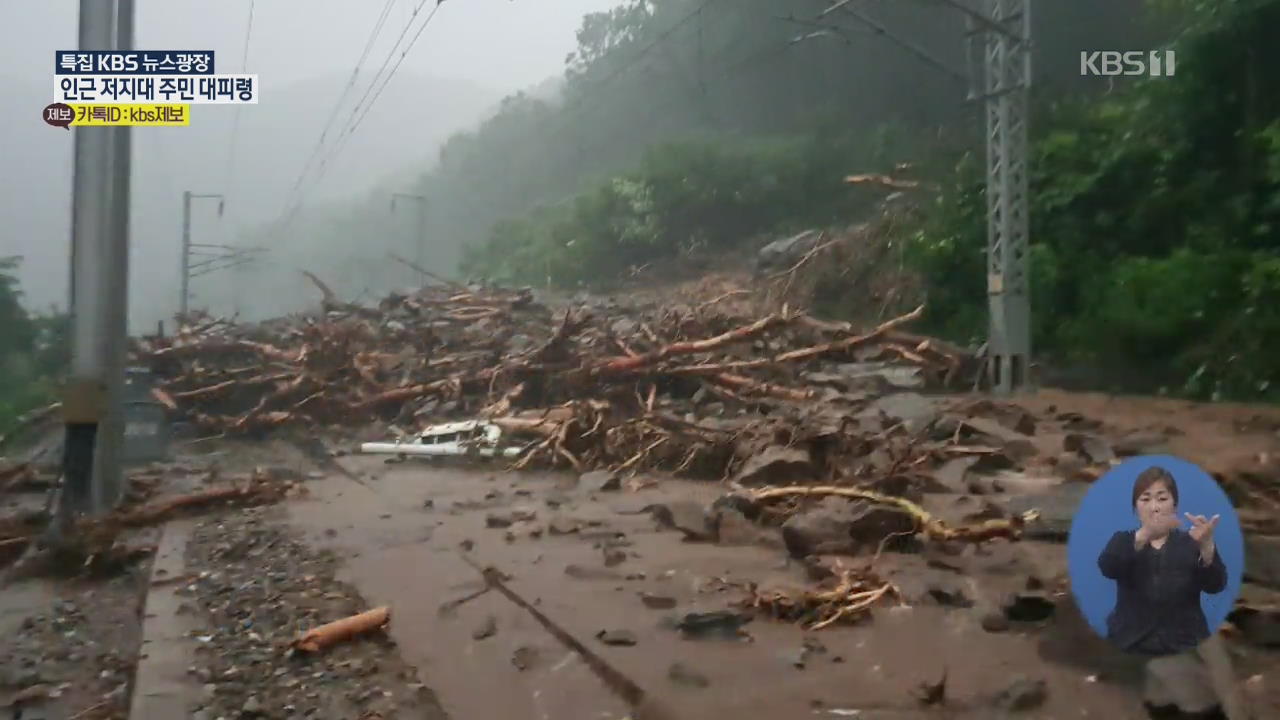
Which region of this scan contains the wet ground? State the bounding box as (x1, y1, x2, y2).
(273, 456, 1154, 720)
(4, 387, 1280, 720)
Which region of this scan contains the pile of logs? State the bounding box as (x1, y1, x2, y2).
(134, 280, 982, 482)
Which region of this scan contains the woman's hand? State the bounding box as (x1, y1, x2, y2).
(1136, 510, 1182, 546)
(1187, 513, 1220, 563)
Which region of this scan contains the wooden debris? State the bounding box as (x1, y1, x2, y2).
(746, 568, 899, 630)
(293, 606, 391, 652)
(127, 279, 981, 482)
(741, 485, 1031, 542)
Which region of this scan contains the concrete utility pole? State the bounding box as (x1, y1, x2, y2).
(390, 192, 427, 274)
(970, 0, 1032, 394)
(180, 191, 225, 316)
(62, 0, 134, 522)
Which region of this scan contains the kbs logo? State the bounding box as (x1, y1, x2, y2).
(1080, 50, 1176, 77)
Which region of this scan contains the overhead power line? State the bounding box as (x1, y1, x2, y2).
(281, 0, 400, 218)
(225, 0, 256, 199)
(563, 0, 720, 116)
(278, 0, 444, 228)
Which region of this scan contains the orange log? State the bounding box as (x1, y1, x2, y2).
(592, 313, 790, 374)
(293, 606, 391, 652)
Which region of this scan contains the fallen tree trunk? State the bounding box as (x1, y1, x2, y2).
(742, 485, 1030, 542)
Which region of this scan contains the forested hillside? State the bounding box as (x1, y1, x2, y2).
(0, 257, 66, 435)
(440, 0, 1279, 401)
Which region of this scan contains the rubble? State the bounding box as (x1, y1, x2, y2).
(132, 279, 982, 485)
(181, 510, 441, 719)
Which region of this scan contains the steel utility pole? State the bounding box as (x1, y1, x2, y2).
(815, 0, 1033, 393)
(968, 0, 1032, 393)
(62, 0, 134, 523)
(180, 191, 225, 316)
(390, 192, 427, 273)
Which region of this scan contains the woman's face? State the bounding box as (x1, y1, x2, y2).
(1135, 480, 1176, 526)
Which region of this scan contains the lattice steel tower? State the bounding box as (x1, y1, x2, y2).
(969, 0, 1032, 393)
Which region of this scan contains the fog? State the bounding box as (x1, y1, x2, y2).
(0, 0, 622, 329)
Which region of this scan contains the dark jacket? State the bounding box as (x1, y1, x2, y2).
(1097, 528, 1228, 655)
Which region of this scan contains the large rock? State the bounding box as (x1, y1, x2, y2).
(733, 446, 815, 487)
(858, 392, 941, 433)
(1004, 484, 1089, 542)
(755, 229, 822, 271)
(581, 470, 621, 492)
(781, 497, 917, 557)
(961, 417, 1039, 467)
(1063, 433, 1115, 464)
(1143, 653, 1220, 714)
(1244, 535, 1280, 589)
(828, 362, 925, 391)
(991, 676, 1048, 713)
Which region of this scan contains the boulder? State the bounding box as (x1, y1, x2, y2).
(755, 229, 822, 271)
(733, 446, 815, 487)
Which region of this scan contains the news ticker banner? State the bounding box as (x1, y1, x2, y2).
(44, 50, 257, 128)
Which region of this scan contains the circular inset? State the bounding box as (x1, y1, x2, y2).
(1067, 455, 1244, 656)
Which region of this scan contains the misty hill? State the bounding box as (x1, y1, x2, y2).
(1, 70, 502, 328)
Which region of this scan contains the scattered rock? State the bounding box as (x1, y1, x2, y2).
(1001, 593, 1056, 623)
(1243, 535, 1280, 590)
(1005, 484, 1089, 542)
(548, 517, 582, 535)
(756, 229, 822, 271)
(991, 676, 1048, 713)
(732, 446, 815, 486)
(565, 564, 625, 581)
(1063, 433, 1115, 464)
(1051, 452, 1089, 480)
(667, 662, 709, 688)
(485, 513, 514, 529)
(778, 646, 810, 668)
(602, 548, 627, 567)
(1143, 654, 1219, 713)
(175, 511, 435, 720)
(933, 456, 980, 492)
(1226, 605, 1280, 647)
(581, 470, 621, 492)
(861, 392, 940, 433)
(996, 408, 1037, 435)
(646, 502, 717, 542)
(472, 616, 497, 641)
(1113, 430, 1170, 456)
(639, 593, 677, 610)
(511, 646, 539, 671)
(981, 611, 1011, 633)
(960, 500, 1006, 523)
(670, 611, 752, 640)
(1058, 413, 1103, 432)
(962, 416, 1033, 446)
(596, 629, 638, 646)
(711, 506, 763, 546)
(834, 362, 924, 389)
(926, 582, 973, 608)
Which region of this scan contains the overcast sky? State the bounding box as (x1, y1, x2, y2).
(0, 0, 622, 321)
(4, 0, 619, 97)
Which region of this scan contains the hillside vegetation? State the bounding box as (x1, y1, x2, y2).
(448, 0, 1280, 401)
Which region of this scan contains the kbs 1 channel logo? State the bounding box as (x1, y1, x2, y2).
(42, 50, 258, 129)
